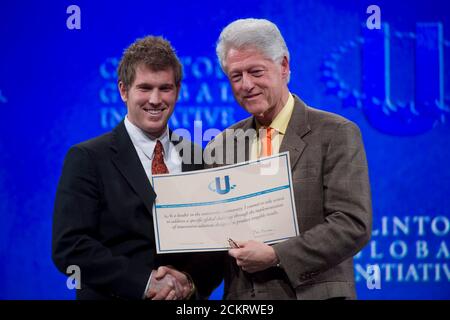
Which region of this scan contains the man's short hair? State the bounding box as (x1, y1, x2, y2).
(216, 18, 290, 71)
(118, 36, 183, 89)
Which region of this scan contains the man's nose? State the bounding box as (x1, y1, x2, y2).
(241, 73, 255, 91)
(149, 90, 162, 105)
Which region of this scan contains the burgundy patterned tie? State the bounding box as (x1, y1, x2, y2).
(152, 140, 169, 175)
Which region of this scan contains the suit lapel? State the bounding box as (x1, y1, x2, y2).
(110, 121, 156, 215)
(279, 96, 311, 171)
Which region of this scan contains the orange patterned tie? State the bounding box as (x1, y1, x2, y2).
(260, 126, 273, 157)
(152, 140, 169, 175)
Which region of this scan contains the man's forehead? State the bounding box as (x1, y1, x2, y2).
(227, 47, 266, 59)
(130, 64, 178, 88)
(135, 63, 174, 75)
(225, 48, 274, 70)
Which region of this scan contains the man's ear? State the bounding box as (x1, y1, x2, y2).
(118, 81, 128, 102)
(280, 56, 290, 80)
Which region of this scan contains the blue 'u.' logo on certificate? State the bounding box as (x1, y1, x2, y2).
(208, 175, 236, 195)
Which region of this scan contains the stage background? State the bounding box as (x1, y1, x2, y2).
(0, 0, 449, 299)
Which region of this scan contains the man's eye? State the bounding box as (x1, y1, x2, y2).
(251, 70, 264, 77)
(231, 74, 242, 82)
(160, 87, 173, 92)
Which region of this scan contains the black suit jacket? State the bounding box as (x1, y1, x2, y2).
(52, 121, 222, 300)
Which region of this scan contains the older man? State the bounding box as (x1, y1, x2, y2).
(206, 18, 372, 299)
(53, 36, 221, 300)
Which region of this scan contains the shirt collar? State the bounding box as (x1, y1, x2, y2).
(124, 115, 170, 160)
(256, 93, 294, 134)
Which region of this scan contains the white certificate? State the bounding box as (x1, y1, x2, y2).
(151, 152, 299, 253)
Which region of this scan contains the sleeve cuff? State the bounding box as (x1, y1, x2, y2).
(142, 270, 154, 299)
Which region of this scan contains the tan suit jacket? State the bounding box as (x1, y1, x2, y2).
(205, 96, 372, 299)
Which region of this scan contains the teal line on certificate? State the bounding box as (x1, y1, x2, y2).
(155, 185, 290, 208)
(157, 236, 295, 253)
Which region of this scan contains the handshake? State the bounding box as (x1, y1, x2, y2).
(145, 266, 195, 300)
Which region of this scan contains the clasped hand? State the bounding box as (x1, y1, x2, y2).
(146, 266, 193, 300)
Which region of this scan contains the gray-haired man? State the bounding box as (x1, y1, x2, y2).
(206, 18, 372, 299)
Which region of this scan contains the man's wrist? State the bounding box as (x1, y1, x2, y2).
(143, 270, 154, 299)
(182, 272, 196, 300)
(271, 247, 282, 268)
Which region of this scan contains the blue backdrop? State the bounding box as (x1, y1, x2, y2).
(0, 0, 449, 299)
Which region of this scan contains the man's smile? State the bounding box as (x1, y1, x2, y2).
(142, 107, 168, 115)
(243, 92, 262, 100)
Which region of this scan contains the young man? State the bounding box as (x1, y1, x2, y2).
(53, 36, 221, 300)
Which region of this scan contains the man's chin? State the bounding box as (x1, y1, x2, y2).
(141, 122, 167, 138)
(245, 105, 269, 117)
